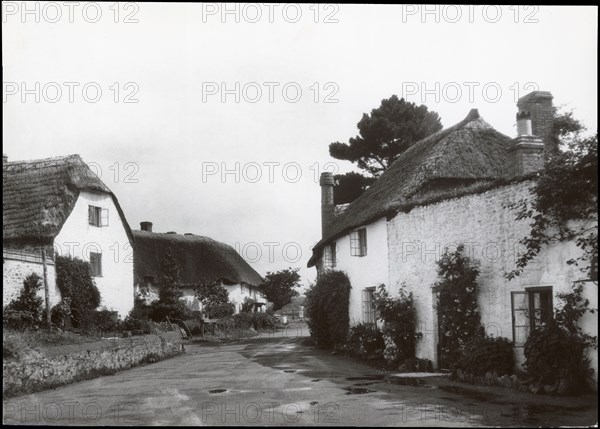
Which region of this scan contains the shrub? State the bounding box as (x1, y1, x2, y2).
(55, 255, 101, 327)
(148, 300, 190, 322)
(129, 293, 151, 320)
(195, 280, 234, 319)
(305, 270, 351, 349)
(241, 297, 256, 313)
(457, 336, 514, 376)
(434, 244, 483, 369)
(92, 309, 121, 332)
(121, 316, 153, 335)
(345, 323, 384, 359)
(50, 299, 72, 328)
(232, 312, 254, 329)
(251, 312, 276, 330)
(373, 283, 420, 365)
(4, 273, 45, 329)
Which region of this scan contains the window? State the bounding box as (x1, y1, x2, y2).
(511, 286, 553, 346)
(90, 252, 102, 277)
(362, 287, 376, 324)
(323, 243, 337, 269)
(350, 228, 367, 257)
(88, 206, 109, 227)
(241, 284, 246, 294)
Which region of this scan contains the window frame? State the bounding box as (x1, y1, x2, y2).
(89, 252, 102, 277)
(362, 287, 376, 325)
(350, 228, 367, 257)
(88, 206, 109, 227)
(511, 286, 553, 347)
(323, 242, 337, 269)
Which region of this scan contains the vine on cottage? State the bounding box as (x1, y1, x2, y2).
(435, 244, 484, 369)
(372, 283, 420, 366)
(505, 132, 598, 280)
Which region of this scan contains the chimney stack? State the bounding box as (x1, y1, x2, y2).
(140, 221, 153, 232)
(320, 172, 335, 237)
(517, 91, 554, 155)
(509, 95, 549, 177)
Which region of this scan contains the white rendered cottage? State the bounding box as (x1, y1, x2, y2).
(3, 154, 135, 317)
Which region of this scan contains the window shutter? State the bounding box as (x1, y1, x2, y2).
(100, 208, 109, 227)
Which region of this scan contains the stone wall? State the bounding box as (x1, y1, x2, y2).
(3, 332, 183, 397)
(3, 252, 60, 309)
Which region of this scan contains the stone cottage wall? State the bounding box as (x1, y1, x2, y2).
(3, 251, 60, 309)
(386, 179, 597, 381)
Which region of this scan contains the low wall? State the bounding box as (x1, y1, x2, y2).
(3, 332, 183, 398)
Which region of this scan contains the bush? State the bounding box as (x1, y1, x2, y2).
(92, 309, 121, 332)
(55, 256, 101, 328)
(251, 312, 276, 330)
(232, 312, 254, 329)
(373, 283, 420, 365)
(434, 244, 483, 369)
(305, 270, 351, 349)
(121, 316, 153, 335)
(195, 280, 235, 319)
(457, 336, 514, 376)
(4, 273, 45, 329)
(524, 322, 593, 394)
(345, 323, 384, 359)
(50, 299, 72, 328)
(524, 283, 597, 394)
(148, 300, 191, 322)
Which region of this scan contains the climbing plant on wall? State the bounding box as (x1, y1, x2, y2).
(505, 130, 598, 280)
(435, 244, 483, 369)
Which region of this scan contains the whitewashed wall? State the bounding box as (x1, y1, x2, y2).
(319, 217, 389, 326)
(387, 180, 597, 383)
(55, 190, 134, 317)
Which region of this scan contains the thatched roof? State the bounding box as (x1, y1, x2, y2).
(132, 230, 264, 287)
(3, 154, 133, 245)
(308, 109, 512, 267)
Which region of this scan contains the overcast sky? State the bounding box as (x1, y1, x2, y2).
(3, 4, 598, 289)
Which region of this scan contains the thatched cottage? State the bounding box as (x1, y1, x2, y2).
(3, 154, 135, 317)
(308, 91, 598, 380)
(132, 222, 265, 314)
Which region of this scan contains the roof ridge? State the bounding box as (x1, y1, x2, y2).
(4, 154, 82, 165)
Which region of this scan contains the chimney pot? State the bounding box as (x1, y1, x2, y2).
(516, 111, 533, 136)
(140, 221, 153, 232)
(517, 91, 554, 155)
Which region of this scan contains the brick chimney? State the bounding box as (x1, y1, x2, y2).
(320, 172, 335, 237)
(140, 221, 153, 232)
(516, 91, 555, 155)
(508, 111, 545, 177)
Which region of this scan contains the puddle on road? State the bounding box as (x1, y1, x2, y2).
(283, 369, 296, 373)
(209, 389, 227, 394)
(346, 375, 385, 381)
(438, 385, 496, 402)
(311, 379, 322, 382)
(345, 386, 375, 395)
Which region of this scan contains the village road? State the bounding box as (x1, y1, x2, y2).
(3, 328, 598, 426)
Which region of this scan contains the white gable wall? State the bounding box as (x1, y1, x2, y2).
(55, 190, 134, 317)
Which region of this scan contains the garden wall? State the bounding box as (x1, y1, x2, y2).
(3, 331, 183, 397)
